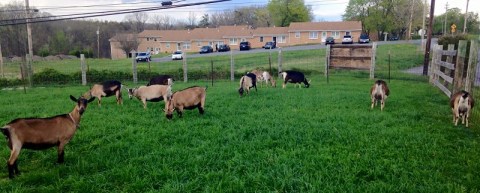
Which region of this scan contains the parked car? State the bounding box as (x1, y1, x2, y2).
(239, 41, 251, 51)
(263, 41, 276, 49)
(136, 52, 151, 62)
(199, 46, 213, 54)
(218, 44, 230, 52)
(325, 37, 335, 45)
(388, 36, 399, 41)
(342, 35, 353, 44)
(171, 50, 183, 60)
(358, 34, 370, 44)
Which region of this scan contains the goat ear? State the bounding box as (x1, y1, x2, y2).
(70, 95, 77, 102)
(87, 97, 96, 103)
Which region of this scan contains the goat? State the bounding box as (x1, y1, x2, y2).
(250, 70, 276, 88)
(262, 71, 276, 87)
(84, 80, 123, 106)
(370, 80, 390, 111)
(0, 95, 95, 179)
(147, 75, 174, 86)
(127, 84, 172, 109)
(280, 70, 310, 88)
(450, 90, 475, 127)
(238, 73, 257, 96)
(165, 86, 207, 119)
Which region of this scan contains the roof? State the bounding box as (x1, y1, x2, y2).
(109, 33, 137, 42)
(253, 26, 289, 36)
(288, 21, 362, 32)
(138, 30, 191, 42)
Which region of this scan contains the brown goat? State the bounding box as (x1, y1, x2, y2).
(84, 80, 123, 106)
(165, 86, 206, 119)
(370, 80, 390, 111)
(0, 95, 95, 179)
(450, 90, 475, 127)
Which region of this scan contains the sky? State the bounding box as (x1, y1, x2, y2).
(4, 0, 480, 23)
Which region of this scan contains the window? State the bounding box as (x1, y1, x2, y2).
(197, 41, 201, 47)
(260, 37, 264, 42)
(345, 31, 351, 35)
(155, 48, 160, 52)
(332, 31, 340, 38)
(309, 32, 318, 39)
(146, 37, 150, 41)
(229, 38, 238, 45)
(183, 42, 191, 50)
(322, 32, 327, 39)
(295, 32, 300, 38)
(241, 38, 246, 42)
(278, 36, 286, 43)
(166, 43, 170, 48)
(154, 38, 157, 41)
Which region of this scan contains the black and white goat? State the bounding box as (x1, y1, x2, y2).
(1, 95, 95, 179)
(238, 73, 257, 96)
(147, 75, 174, 86)
(165, 86, 207, 119)
(370, 80, 390, 111)
(84, 80, 123, 106)
(280, 70, 310, 88)
(450, 90, 475, 127)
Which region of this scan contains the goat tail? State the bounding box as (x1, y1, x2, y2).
(0, 127, 10, 140)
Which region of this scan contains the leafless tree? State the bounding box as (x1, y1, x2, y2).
(124, 12, 149, 32)
(186, 11, 197, 29)
(115, 33, 141, 58)
(151, 14, 176, 30)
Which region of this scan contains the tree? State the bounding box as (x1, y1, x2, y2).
(124, 12, 149, 32)
(186, 12, 197, 29)
(115, 33, 140, 58)
(267, 0, 312, 27)
(198, 14, 210, 28)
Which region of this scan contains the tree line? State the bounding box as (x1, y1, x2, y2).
(0, 0, 311, 59)
(343, 0, 479, 40)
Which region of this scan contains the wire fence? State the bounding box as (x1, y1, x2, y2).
(1, 44, 478, 88)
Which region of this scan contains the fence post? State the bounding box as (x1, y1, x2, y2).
(476, 41, 480, 87)
(453, 40, 467, 94)
(131, 51, 137, 84)
(465, 40, 478, 92)
(183, 51, 187, 82)
(369, 42, 377, 79)
(325, 45, 330, 78)
(277, 48, 282, 78)
(430, 45, 439, 83)
(81, 54, 87, 85)
(230, 49, 234, 81)
(0, 43, 3, 78)
(25, 54, 33, 87)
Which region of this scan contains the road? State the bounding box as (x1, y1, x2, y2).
(151, 39, 437, 63)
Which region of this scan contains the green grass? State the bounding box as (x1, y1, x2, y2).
(0, 73, 479, 192)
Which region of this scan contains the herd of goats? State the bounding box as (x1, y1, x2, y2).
(0, 69, 475, 179)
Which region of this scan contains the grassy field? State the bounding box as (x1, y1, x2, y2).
(0, 74, 479, 192)
(0, 43, 479, 192)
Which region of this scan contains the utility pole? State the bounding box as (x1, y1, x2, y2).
(97, 26, 100, 58)
(423, 0, 435, 75)
(421, 0, 427, 50)
(463, 0, 469, 33)
(25, 0, 33, 57)
(444, 2, 448, 35)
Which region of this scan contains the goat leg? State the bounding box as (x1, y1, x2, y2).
(7, 163, 14, 179)
(381, 100, 385, 111)
(57, 145, 65, 163)
(13, 160, 19, 175)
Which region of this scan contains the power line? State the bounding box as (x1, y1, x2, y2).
(0, 0, 230, 26)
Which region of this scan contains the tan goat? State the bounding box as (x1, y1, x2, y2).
(450, 90, 475, 127)
(370, 80, 390, 111)
(127, 84, 172, 109)
(0, 95, 95, 179)
(238, 73, 257, 96)
(165, 86, 207, 119)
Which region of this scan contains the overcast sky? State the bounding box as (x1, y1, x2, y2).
(11, 0, 480, 23)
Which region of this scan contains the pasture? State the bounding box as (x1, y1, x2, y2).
(0, 73, 479, 192)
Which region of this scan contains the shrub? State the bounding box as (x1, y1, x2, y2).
(438, 34, 469, 48)
(32, 68, 70, 85)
